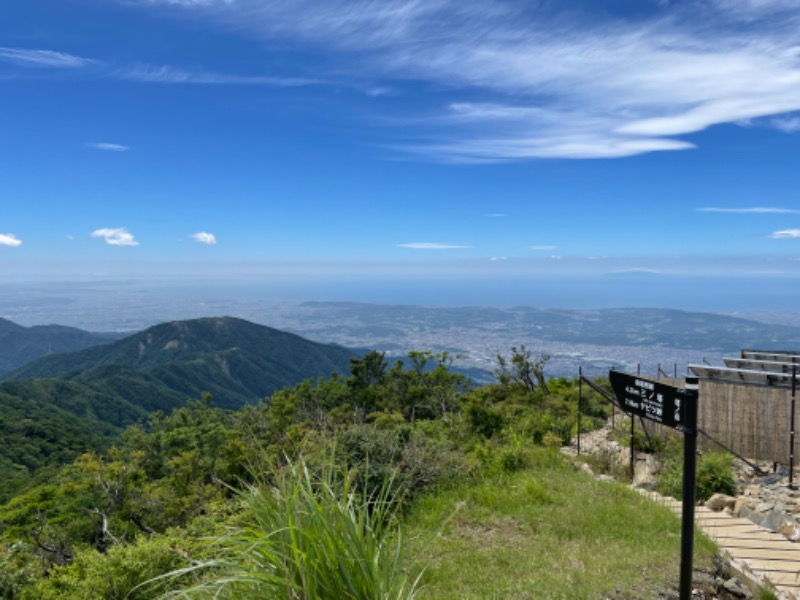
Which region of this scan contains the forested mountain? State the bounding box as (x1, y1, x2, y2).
(0, 380, 123, 502)
(0, 317, 357, 502)
(0, 318, 119, 376)
(6, 316, 357, 409)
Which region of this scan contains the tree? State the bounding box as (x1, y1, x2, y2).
(496, 346, 550, 395)
(348, 351, 389, 421)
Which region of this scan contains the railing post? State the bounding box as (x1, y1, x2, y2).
(791, 366, 797, 490)
(630, 413, 635, 483)
(577, 366, 582, 456)
(679, 376, 699, 600)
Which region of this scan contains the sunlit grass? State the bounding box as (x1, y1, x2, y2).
(162, 460, 420, 599)
(405, 448, 717, 600)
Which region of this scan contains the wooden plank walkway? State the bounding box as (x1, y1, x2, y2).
(638, 490, 800, 599)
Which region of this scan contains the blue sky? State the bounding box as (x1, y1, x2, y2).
(2, 0, 800, 307)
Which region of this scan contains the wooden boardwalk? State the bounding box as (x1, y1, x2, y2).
(639, 490, 800, 599)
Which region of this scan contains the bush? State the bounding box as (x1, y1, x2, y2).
(331, 424, 469, 502)
(25, 535, 191, 599)
(657, 450, 735, 502)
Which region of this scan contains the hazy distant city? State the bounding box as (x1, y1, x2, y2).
(4, 281, 799, 381)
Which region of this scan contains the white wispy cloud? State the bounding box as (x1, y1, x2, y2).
(192, 231, 217, 244)
(485, 213, 507, 218)
(119, 64, 316, 86)
(490, 256, 508, 261)
(128, 0, 800, 161)
(91, 227, 139, 246)
(134, 0, 233, 6)
(0, 233, 22, 247)
(608, 268, 663, 275)
(398, 242, 472, 249)
(769, 229, 800, 239)
(0, 47, 95, 68)
(88, 142, 131, 152)
(771, 116, 800, 133)
(529, 245, 557, 251)
(698, 207, 800, 214)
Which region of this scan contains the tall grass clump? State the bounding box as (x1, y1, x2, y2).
(163, 460, 420, 599)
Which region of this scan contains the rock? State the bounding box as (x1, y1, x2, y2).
(633, 453, 660, 486)
(733, 497, 752, 516)
(761, 509, 795, 533)
(778, 517, 800, 542)
(705, 493, 736, 512)
(579, 462, 594, 477)
(596, 474, 616, 483)
(758, 473, 784, 486)
(743, 485, 761, 497)
(738, 505, 763, 527)
(722, 577, 748, 598)
(755, 501, 775, 513)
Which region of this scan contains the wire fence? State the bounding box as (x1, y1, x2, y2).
(581, 363, 798, 469)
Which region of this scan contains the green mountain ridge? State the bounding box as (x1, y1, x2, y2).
(7, 316, 357, 407)
(0, 318, 120, 376)
(0, 316, 358, 501)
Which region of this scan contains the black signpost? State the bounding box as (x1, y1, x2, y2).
(609, 371, 698, 600)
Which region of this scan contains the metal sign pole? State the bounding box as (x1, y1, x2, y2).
(608, 370, 699, 600)
(679, 376, 699, 600)
(791, 366, 797, 490)
(630, 413, 635, 483)
(577, 366, 583, 456)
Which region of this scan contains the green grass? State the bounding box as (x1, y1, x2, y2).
(405, 448, 717, 600)
(163, 460, 420, 599)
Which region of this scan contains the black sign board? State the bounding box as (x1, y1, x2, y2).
(607, 370, 699, 600)
(608, 371, 691, 432)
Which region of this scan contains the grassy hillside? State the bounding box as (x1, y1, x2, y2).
(407, 451, 717, 599)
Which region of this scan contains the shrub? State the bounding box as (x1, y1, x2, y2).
(163, 460, 420, 599)
(24, 535, 190, 599)
(657, 450, 735, 502)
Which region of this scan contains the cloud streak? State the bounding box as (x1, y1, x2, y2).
(399, 242, 472, 249)
(127, 0, 800, 161)
(0, 47, 95, 68)
(119, 64, 317, 86)
(88, 142, 130, 152)
(769, 229, 800, 239)
(91, 227, 139, 246)
(0, 233, 22, 247)
(698, 207, 800, 214)
(133, 0, 233, 6)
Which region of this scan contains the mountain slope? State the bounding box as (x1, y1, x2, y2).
(0, 316, 358, 501)
(0, 379, 124, 503)
(0, 318, 119, 375)
(6, 316, 357, 409)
